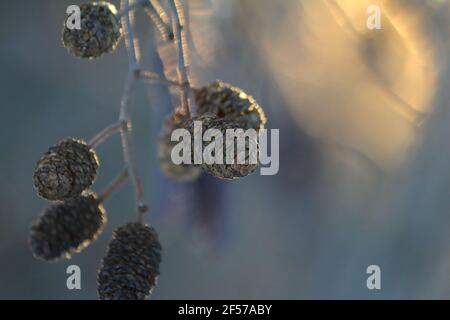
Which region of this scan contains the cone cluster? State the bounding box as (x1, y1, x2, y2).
(30, 0, 271, 299)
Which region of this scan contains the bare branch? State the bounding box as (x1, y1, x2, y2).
(120, 0, 148, 223)
(138, 70, 183, 87)
(116, 0, 148, 18)
(88, 122, 122, 148)
(121, 0, 141, 71)
(144, 1, 174, 40)
(168, 0, 192, 115)
(150, 0, 171, 25)
(98, 169, 129, 203)
(119, 69, 148, 223)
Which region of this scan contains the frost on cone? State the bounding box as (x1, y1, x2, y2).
(97, 223, 162, 300)
(29, 192, 106, 262)
(158, 108, 202, 182)
(194, 80, 267, 130)
(62, 2, 122, 59)
(33, 138, 99, 201)
(184, 113, 259, 179)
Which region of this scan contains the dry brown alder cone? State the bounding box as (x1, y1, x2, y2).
(62, 2, 122, 59)
(33, 138, 99, 201)
(158, 108, 202, 182)
(97, 223, 162, 300)
(194, 80, 267, 130)
(184, 113, 259, 180)
(29, 192, 107, 262)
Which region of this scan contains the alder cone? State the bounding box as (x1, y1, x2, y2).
(33, 138, 99, 201)
(62, 2, 122, 59)
(194, 80, 267, 130)
(184, 113, 259, 179)
(29, 192, 106, 262)
(158, 109, 202, 182)
(97, 223, 162, 300)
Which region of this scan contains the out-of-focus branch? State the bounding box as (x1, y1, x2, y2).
(116, 0, 148, 18)
(168, 0, 192, 115)
(144, 0, 174, 40)
(325, 0, 426, 126)
(121, 0, 141, 71)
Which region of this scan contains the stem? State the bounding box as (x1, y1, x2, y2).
(120, 0, 148, 223)
(168, 0, 192, 115)
(98, 169, 129, 203)
(120, 68, 148, 223)
(121, 0, 140, 71)
(144, 0, 174, 40)
(88, 122, 122, 148)
(116, 0, 148, 18)
(149, 0, 171, 25)
(139, 70, 183, 87)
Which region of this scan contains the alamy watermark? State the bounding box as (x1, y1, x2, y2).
(66, 5, 81, 30)
(66, 265, 81, 290)
(367, 4, 382, 30)
(170, 120, 279, 176)
(366, 265, 381, 290)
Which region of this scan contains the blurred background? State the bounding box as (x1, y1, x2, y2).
(0, 0, 449, 299)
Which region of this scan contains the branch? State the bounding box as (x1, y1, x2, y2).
(168, 0, 192, 115)
(121, 0, 141, 71)
(88, 122, 122, 148)
(149, 0, 172, 25)
(119, 0, 174, 42)
(116, 0, 148, 18)
(144, 0, 174, 40)
(138, 70, 183, 87)
(98, 169, 129, 203)
(120, 69, 148, 223)
(120, 0, 148, 223)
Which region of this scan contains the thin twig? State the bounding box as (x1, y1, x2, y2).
(168, 0, 192, 115)
(120, 0, 148, 223)
(149, 0, 172, 25)
(119, 0, 173, 40)
(144, 0, 174, 40)
(116, 0, 148, 18)
(121, 0, 141, 71)
(88, 122, 122, 148)
(139, 70, 183, 87)
(120, 68, 148, 223)
(98, 169, 129, 203)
